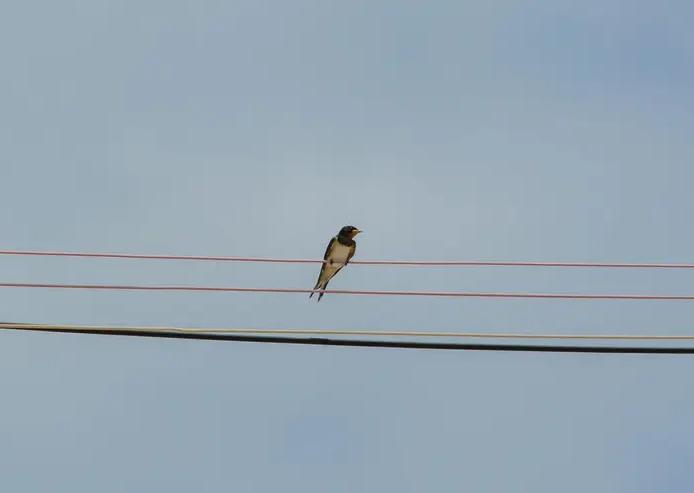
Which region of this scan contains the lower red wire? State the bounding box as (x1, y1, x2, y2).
(1, 282, 693, 300)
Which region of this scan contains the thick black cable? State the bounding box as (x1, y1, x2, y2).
(4, 325, 694, 354)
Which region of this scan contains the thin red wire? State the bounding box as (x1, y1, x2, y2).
(1, 282, 694, 300)
(0, 249, 693, 268)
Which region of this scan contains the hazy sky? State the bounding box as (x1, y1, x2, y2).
(2, 1, 694, 491)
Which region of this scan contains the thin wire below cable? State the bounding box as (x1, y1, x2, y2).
(3, 322, 694, 340)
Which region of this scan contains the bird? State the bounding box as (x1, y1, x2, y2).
(310, 225, 362, 302)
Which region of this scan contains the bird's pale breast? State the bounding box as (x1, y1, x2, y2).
(328, 242, 352, 266)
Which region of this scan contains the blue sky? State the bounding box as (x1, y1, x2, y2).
(1, 1, 694, 491)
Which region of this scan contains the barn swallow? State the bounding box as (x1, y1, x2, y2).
(310, 225, 362, 302)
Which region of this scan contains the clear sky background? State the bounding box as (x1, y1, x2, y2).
(1, 1, 694, 491)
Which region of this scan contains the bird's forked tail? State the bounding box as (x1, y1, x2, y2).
(309, 280, 327, 301)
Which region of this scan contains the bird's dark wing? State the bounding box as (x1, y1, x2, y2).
(323, 236, 337, 261)
(310, 236, 337, 297)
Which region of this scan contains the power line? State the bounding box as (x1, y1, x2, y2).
(1, 249, 693, 269)
(2, 323, 693, 354)
(3, 322, 694, 340)
(2, 281, 694, 300)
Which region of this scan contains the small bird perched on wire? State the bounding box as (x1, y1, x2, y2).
(310, 225, 362, 302)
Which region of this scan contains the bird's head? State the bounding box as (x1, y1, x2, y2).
(339, 225, 362, 238)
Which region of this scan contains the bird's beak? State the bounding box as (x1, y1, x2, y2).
(354, 229, 363, 235)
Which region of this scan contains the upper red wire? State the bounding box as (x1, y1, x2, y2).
(1, 250, 693, 268)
